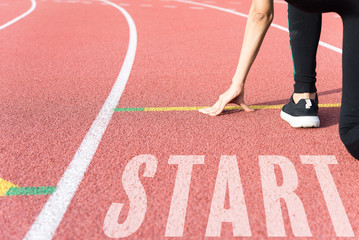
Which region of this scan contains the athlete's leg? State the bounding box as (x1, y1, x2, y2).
(288, 5, 321, 97)
(339, 4, 359, 159)
(284, 0, 359, 158)
(280, 5, 322, 128)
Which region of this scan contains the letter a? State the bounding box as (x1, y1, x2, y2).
(206, 155, 251, 237)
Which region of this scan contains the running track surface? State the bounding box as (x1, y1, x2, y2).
(1, 0, 358, 239)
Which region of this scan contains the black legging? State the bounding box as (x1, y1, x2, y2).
(288, 6, 321, 94)
(285, 0, 359, 160)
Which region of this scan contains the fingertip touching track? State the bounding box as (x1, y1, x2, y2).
(1, 0, 355, 239)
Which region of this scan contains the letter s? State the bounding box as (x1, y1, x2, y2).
(103, 154, 158, 238)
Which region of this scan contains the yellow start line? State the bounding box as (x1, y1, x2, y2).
(114, 103, 341, 112)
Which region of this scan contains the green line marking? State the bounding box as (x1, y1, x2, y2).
(114, 103, 341, 112)
(114, 107, 145, 112)
(5, 186, 56, 196)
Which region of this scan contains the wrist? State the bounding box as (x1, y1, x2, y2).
(231, 79, 245, 89)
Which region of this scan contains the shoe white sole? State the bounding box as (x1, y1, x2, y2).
(280, 110, 320, 128)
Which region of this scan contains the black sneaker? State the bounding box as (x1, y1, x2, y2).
(280, 94, 320, 128)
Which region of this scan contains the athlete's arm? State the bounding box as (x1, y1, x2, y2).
(199, 0, 273, 116)
(232, 0, 274, 86)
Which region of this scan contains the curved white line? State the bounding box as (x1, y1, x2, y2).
(23, 1, 137, 239)
(0, 0, 37, 31)
(174, 0, 342, 54)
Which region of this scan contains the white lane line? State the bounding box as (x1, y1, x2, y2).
(140, 4, 152, 7)
(0, 0, 36, 31)
(0, 3, 9, 6)
(164, 5, 177, 8)
(119, 3, 130, 6)
(23, 0, 137, 239)
(190, 6, 204, 9)
(174, 0, 343, 54)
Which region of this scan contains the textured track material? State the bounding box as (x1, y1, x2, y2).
(1, 0, 357, 239)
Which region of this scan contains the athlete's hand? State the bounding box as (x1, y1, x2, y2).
(198, 86, 254, 116)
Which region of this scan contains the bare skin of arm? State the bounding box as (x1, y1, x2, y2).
(199, 0, 274, 116)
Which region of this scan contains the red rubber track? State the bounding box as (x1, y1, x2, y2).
(1, 0, 128, 238)
(1, 0, 357, 239)
(0, 0, 31, 25)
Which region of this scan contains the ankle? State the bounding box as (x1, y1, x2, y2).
(293, 93, 316, 104)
